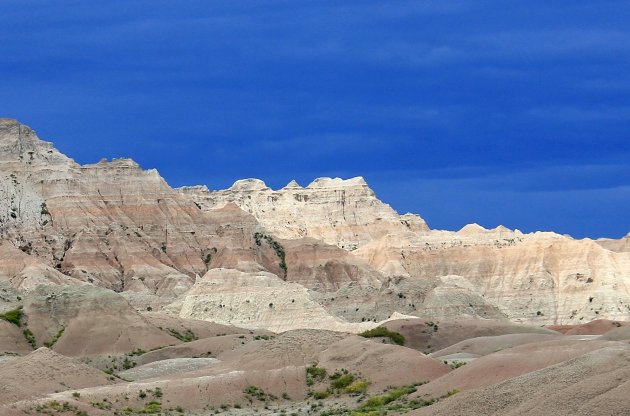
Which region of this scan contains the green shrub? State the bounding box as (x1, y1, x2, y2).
(331, 373, 355, 390)
(345, 379, 369, 394)
(91, 400, 112, 410)
(44, 325, 65, 347)
(306, 365, 327, 381)
(129, 348, 146, 356)
(445, 388, 460, 397)
(0, 307, 23, 326)
(449, 360, 467, 369)
(254, 233, 287, 277)
(313, 390, 330, 400)
(359, 327, 406, 346)
(167, 328, 197, 342)
(23, 328, 36, 349)
(122, 357, 136, 370)
(152, 387, 163, 398)
(243, 385, 274, 401)
(141, 401, 162, 413)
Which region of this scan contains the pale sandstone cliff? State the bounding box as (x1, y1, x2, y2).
(178, 176, 429, 249)
(1, 118, 629, 331)
(176, 268, 383, 333)
(0, 119, 262, 308)
(355, 226, 630, 324)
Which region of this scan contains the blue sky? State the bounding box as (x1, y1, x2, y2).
(1, 0, 629, 238)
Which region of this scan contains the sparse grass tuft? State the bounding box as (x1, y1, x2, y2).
(243, 385, 276, 402)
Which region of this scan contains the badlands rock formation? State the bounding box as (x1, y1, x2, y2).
(2, 118, 630, 330)
(178, 176, 429, 249)
(354, 226, 630, 325)
(1, 118, 630, 415)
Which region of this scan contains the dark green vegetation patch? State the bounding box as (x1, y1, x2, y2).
(359, 326, 406, 346)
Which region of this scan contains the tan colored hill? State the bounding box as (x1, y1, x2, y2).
(430, 333, 560, 358)
(0, 347, 116, 405)
(1, 318, 630, 416)
(410, 343, 630, 416)
(0, 320, 32, 355)
(414, 337, 616, 398)
(547, 319, 630, 335)
(26, 329, 449, 414)
(383, 318, 558, 354)
(21, 285, 180, 356)
(0, 119, 262, 308)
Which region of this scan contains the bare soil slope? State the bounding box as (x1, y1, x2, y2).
(384, 318, 557, 354)
(410, 344, 630, 416)
(0, 347, 115, 405)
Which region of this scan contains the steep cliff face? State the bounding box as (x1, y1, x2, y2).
(1, 118, 630, 330)
(178, 176, 429, 249)
(0, 120, 260, 307)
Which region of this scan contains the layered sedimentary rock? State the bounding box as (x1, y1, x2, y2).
(0, 119, 261, 307)
(2, 117, 630, 331)
(176, 268, 386, 333)
(355, 225, 630, 324)
(178, 177, 429, 249)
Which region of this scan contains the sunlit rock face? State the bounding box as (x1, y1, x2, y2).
(2, 117, 630, 331)
(354, 225, 630, 325)
(178, 176, 429, 250)
(0, 119, 260, 305)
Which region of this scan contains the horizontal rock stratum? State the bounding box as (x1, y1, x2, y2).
(1, 117, 629, 331)
(2, 118, 630, 416)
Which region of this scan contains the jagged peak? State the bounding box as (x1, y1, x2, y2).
(111, 158, 140, 167)
(306, 176, 369, 189)
(458, 223, 519, 236)
(85, 158, 140, 169)
(457, 223, 489, 234)
(283, 179, 302, 189)
(0, 118, 42, 143)
(400, 212, 430, 231)
(229, 178, 270, 191)
(492, 225, 513, 233)
(177, 185, 210, 194)
(0, 118, 77, 170)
